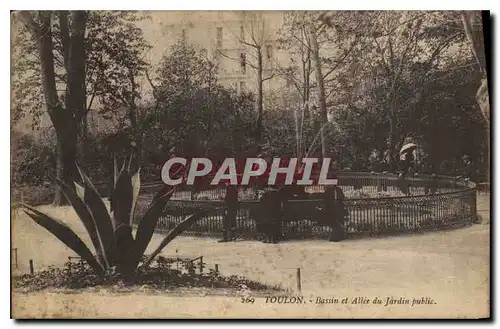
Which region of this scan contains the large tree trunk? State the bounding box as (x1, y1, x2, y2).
(19, 11, 87, 205)
(128, 81, 142, 169)
(19, 12, 67, 204)
(256, 47, 264, 144)
(461, 12, 487, 76)
(54, 117, 79, 204)
(476, 79, 490, 181)
(308, 27, 328, 159)
(462, 12, 490, 182)
(80, 107, 89, 165)
(387, 113, 397, 172)
(54, 11, 88, 205)
(60, 11, 89, 168)
(303, 52, 312, 152)
(66, 11, 87, 121)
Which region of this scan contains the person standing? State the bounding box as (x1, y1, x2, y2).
(256, 188, 284, 244)
(219, 183, 238, 243)
(371, 151, 389, 192)
(398, 143, 417, 195)
(379, 155, 390, 192)
(458, 154, 477, 182)
(324, 184, 347, 242)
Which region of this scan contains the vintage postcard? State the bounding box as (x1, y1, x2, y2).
(10, 9, 491, 319)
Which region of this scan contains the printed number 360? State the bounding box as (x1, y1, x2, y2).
(241, 297, 255, 304)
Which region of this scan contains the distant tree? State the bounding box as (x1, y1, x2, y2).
(145, 39, 218, 156)
(276, 16, 314, 159)
(373, 12, 466, 166)
(323, 11, 467, 167)
(414, 59, 486, 173)
(83, 11, 150, 160)
(217, 12, 278, 144)
(278, 12, 366, 158)
(317, 11, 486, 173)
(144, 39, 256, 168)
(11, 130, 56, 186)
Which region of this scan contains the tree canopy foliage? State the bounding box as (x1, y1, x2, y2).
(12, 11, 489, 192)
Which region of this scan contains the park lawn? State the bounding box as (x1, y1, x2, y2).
(11, 195, 490, 319)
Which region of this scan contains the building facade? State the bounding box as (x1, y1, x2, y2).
(137, 11, 288, 95)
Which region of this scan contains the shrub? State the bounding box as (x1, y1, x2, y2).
(11, 131, 56, 186)
(13, 257, 280, 293)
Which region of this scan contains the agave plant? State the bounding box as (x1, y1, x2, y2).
(22, 158, 214, 276)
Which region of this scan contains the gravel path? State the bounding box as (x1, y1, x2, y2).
(11, 195, 490, 318)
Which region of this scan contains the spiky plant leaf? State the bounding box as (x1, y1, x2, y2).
(120, 156, 126, 173)
(113, 156, 119, 187)
(130, 169, 141, 226)
(110, 168, 133, 227)
(113, 223, 136, 273)
(21, 204, 104, 275)
(51, 174, 109, 268)
(74, 182, 85, 201)
(151, 184, 177, 204)
(141, 207, 221, 269)
(127, 154, 134, 171)
(75, 164, 115, 262)
(132, 188, 175, 268)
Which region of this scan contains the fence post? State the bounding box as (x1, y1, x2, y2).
(199, 256, 204, 274)
(215, 264, 219, 274)
(296, 268, 302, 293)
(224, 185, 238, 241)
(29, 259, 34, 275)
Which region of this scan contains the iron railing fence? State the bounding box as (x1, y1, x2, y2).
(134, 173, 477, 240)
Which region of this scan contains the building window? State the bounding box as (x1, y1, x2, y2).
(240, 53, 246, 73)
(240, 24, 244, 40)
(266, 44, 273, 59)
(216, 27, 223, 48)
(239, 81, 246, 93)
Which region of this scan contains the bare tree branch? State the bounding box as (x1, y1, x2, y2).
(145, 69, 159, 95)
(58, 11, 70, 70)
(86, 88, 97, 112)
(262, 72, 278, 82)
(217, 49, 258, 70)
(222, 20, 260, 49)
(18, 11, 40, 36)
(372, 36, 391, 75)
(293, 34, 313, 52)
(322, 37, 359, 80)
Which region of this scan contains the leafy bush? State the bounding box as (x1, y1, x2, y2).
(11, 131, 56, 186)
